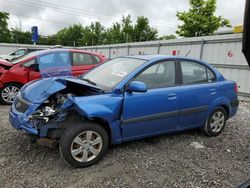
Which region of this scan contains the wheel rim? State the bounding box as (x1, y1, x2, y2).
(70, 131, 103, 162)
(210, 111, 225, 133)
(1, 86, 20, 103)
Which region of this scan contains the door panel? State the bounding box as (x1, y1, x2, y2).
(179, 83, 218, 128)
(121, 60, 180, 140)
(122, 86, 180, 140)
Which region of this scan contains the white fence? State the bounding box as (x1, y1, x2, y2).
(0, 33, 250, 100)
(78, 33, 250, 99)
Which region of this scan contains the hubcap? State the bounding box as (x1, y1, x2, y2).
(70, 131, 103, 162)
(1, 86, 20, 103)
(210, 111, 225, 133)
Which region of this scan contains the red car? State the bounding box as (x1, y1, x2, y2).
(0, 49, 107, 104)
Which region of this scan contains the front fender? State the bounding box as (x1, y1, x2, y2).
(70, 95, 124, 144)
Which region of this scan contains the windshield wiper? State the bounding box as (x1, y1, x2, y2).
(82, 78, 97, 86)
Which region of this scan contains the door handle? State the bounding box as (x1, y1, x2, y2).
(167, 93, 177, 100)
(209, 89, 216, 95)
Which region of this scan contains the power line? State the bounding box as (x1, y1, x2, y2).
(5, 0, 176, 28)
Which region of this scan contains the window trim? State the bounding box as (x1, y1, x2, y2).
(177, 59, 217, 86)
(125, 59, 179, 91)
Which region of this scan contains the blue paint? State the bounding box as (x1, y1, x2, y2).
(9, 55, 239, 144)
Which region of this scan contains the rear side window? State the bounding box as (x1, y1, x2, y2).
(93, 55, 101, 64)
(73, 53, 94, 65)
(180, 61, 216, 84)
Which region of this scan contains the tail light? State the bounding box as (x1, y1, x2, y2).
(234, 83, 238, 93)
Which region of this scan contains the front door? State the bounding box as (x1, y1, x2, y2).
(121, 60, 180, 141)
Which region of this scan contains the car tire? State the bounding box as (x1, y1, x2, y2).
(202, 107, 227, 136)
(59, 121, 109, 168)
(0, 83, 21, 105)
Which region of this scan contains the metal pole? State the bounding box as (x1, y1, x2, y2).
(199, 39, 205, 60)
(109, 46, 111, 59)
(127, 45, 130, 55)
(157, 42, 161, 54)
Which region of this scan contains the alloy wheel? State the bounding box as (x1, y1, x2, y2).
(1, 85, 20, 103)
(70, 131, 103, 162)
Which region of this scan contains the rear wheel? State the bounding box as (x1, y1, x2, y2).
(59, 121, 109, 168)
(202, 107, 227, 136)
(0, 83, 21, 105)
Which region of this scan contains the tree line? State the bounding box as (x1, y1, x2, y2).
(0, 0, 230, 46)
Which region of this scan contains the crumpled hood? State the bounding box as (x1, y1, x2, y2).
(21, 76, 100, 103)
(0, 58, 13, 67)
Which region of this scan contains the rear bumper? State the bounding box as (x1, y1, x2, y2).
(231, 99, 239, 108)
(229, 99, 239, 118)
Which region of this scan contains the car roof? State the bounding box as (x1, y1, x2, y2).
(124, 54, 200, 62)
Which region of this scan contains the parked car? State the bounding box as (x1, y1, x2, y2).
(0, 48, 45, 61)
(9, 55, 239, 168)
(0, 49, 107, 104)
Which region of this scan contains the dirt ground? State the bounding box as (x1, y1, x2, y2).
(0, 102, 249, 188)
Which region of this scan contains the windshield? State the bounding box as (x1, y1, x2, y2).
(11, 50, 43, 64)
(82, 57, 146, 90)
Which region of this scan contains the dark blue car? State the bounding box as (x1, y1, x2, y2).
(9, 55, 239, 167)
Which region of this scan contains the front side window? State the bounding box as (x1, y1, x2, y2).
(134, 61, 176, 89)
(38, 52, 70, 68)
(180, 61, 216, 84)
(23, 59, 36, 67)
(73, 53, 93, 65)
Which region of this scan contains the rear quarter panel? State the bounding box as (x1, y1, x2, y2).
(209, 80, 238, 118)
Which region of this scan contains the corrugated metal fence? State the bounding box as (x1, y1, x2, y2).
(78, 33, 250, 100)
(0, 33, 250, 100)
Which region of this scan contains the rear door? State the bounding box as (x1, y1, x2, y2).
(71, 52, 96, 76)
(178, 60, 218, 128)
(121, 60, 181, 141)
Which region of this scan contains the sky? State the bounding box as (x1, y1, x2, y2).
(0, 0, 246, 36)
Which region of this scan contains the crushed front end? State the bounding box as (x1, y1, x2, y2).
(9, 76, 104, 139)
(9, 92, 72, 137)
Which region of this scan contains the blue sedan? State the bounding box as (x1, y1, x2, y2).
(9, 55, 239, 167)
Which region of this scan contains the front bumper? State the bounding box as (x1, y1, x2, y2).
(9, 104, 38, 135)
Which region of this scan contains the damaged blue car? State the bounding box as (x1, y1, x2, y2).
(9, 55, 239, 168)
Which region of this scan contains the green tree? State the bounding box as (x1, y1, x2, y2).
(0, 12, 11, 42)
(176, 0, 231, 37)
(11, 29, 32, 44)
(158, 34, 177, 40)
(105, 22, 125, 44)
(133, 16, 158, 42)
(56, 24, 84, 46)
(121, 15, 134, 43)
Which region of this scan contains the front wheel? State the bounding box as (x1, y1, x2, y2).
(59, 121, 109, 168)
(202, 107, 227, 136)
(0, 83, 21, 105)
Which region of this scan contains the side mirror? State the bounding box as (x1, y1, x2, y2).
(30, 64, 39, 72)
(127, 81, 147, 93)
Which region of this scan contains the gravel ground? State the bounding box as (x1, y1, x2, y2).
(0, 102, 249, 188)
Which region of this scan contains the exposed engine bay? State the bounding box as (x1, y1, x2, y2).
(27, 81, 104, 128)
